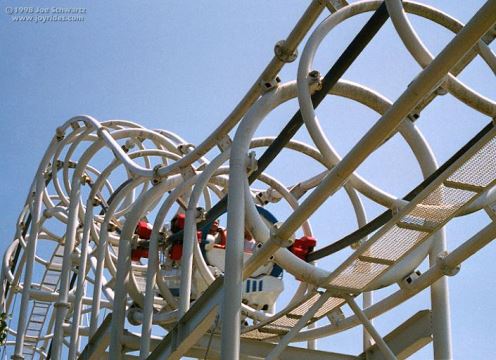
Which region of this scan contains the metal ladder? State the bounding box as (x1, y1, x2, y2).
(22, 245, 65, 359)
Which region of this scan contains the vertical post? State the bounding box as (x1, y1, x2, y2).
(68, 216, 92, 359)
(220, 153, 246, 360)
(429, 230, 453, 359)
(108, 221, 132, 359)
(363, 291, 373, 352)
(51, 178, 82, 360)
(307, 322, 317, 350)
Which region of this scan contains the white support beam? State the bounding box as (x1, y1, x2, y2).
(360, 310, 432, 360)
(131, 334, 358, 360)
(345, 296, 397, 360)
(190, 335, 358, 360)
(78, 314, 112, 360)
(146, 277, 223, 360)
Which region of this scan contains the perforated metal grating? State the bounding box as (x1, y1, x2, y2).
(448, 137, 496, 188)
(242, 291, 344, 338)
(287, 293, 345, 319)
(330, 259, 389, 290)
(325, 130, 496, 293)
(241, 328, 277, 340)
(408, 184, 476, 223)
(313, 296, 345, 318)
(362, 225, 426, 262)
(243, 130, 496, 342)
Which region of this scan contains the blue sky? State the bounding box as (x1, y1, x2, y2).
(0, 0, 495, 358)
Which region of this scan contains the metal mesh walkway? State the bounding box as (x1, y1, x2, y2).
(242, 124, 496, 339)
(327, 127, 496, 293)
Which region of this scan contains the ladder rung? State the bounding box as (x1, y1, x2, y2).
(33, 303, 50, 309)
(397, 221, 436, 232)
(444, 179, 485, 193)
(258, 326, 289, 336)
(47, 265, 63, 271)
(33, 304, 50, 310)
(286, 313, 318, 322)
(358, 255, 395, 266)
(32, 311, 48, 317)
(43, 275, 59, 280)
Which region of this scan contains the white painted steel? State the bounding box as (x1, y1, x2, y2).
(1, 1, 495, 359)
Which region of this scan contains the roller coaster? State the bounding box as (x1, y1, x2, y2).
(1, 0, 496, 359)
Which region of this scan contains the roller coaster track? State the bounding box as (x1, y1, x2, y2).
(1, 1, 495, 359)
